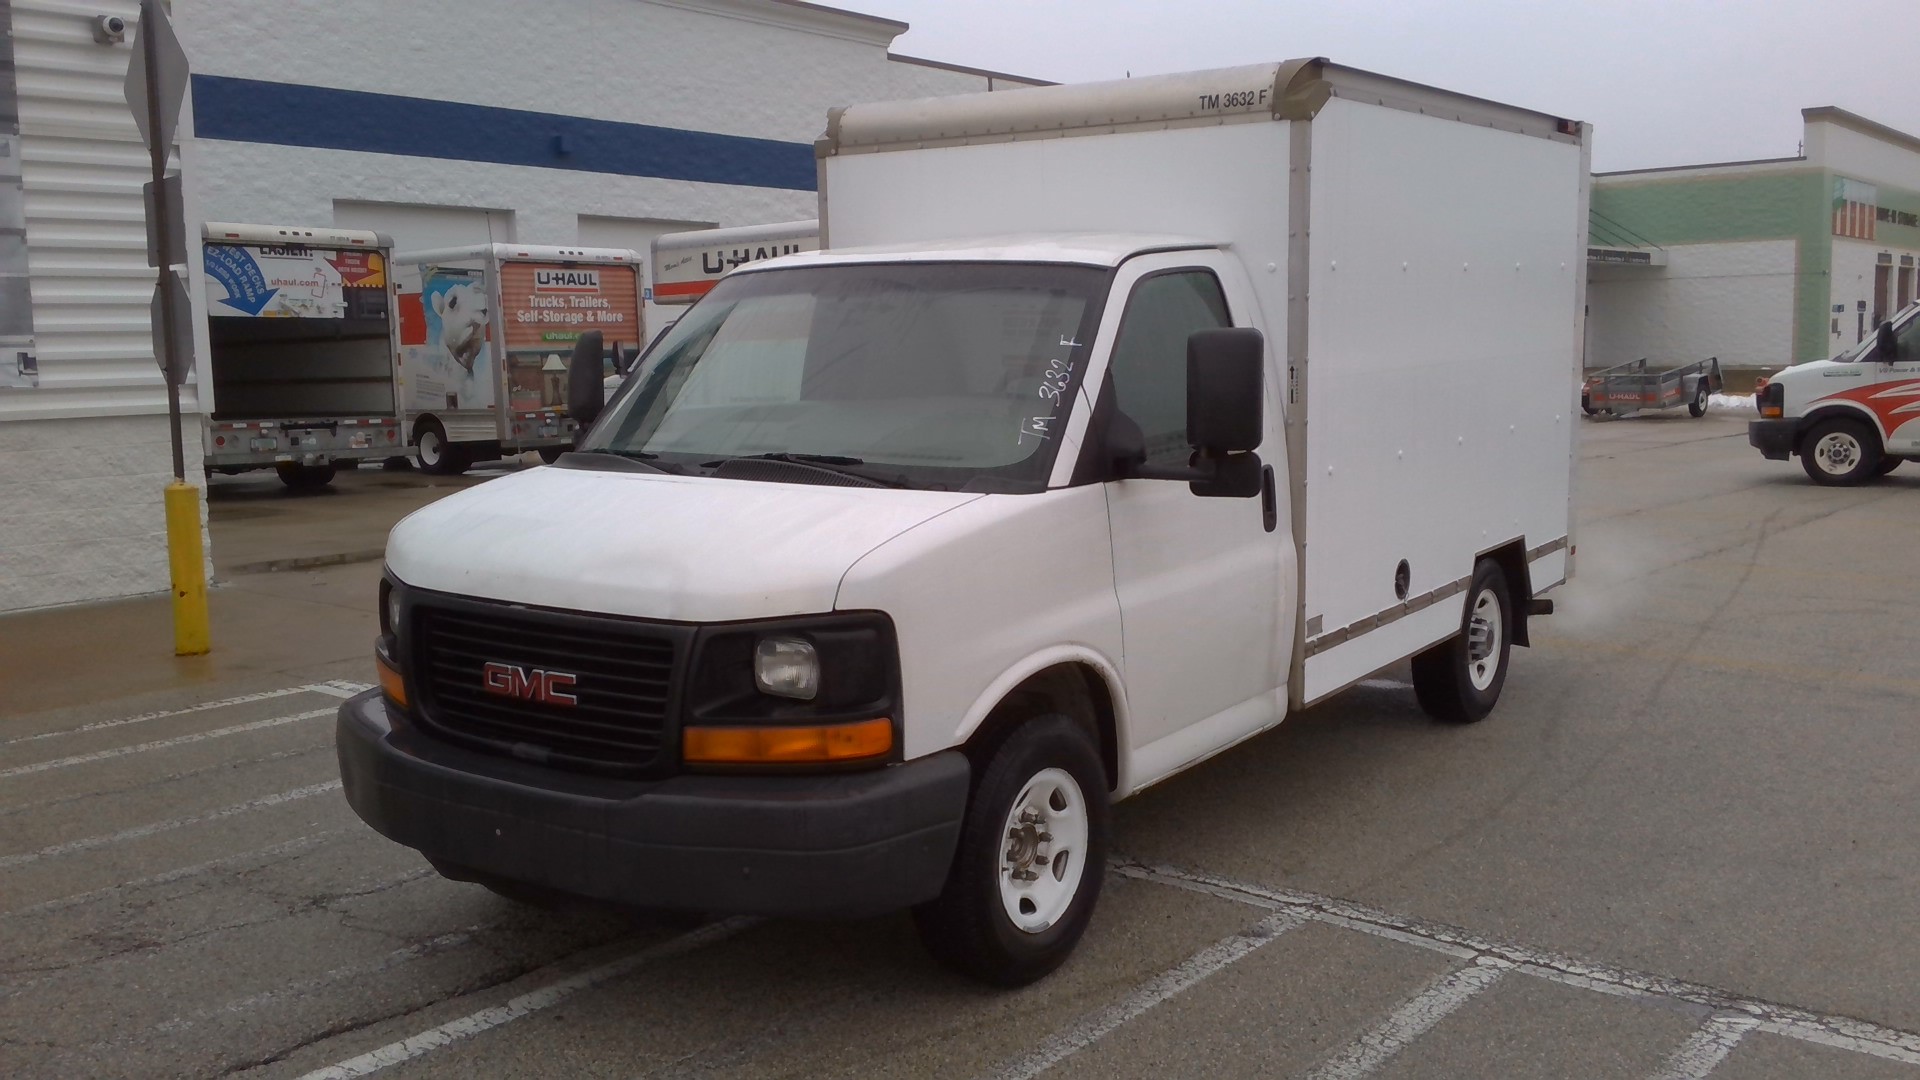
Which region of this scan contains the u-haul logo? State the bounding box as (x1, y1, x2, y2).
(534, 268, 601, 292)
(482, 661, 579, 705)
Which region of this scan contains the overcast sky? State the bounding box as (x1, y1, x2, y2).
(869, 0, 1913, 173)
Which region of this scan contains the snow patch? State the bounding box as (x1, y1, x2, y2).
(1709, 393, 1755, 410)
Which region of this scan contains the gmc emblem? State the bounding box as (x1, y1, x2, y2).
(482, 661, 578, 705)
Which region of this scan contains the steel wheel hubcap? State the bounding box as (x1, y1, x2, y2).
(997, 767, 1088, 934)
(1466, 588, 1502, 692)
(419, 432, 441, 465)
(1815, 432, 1860, 474)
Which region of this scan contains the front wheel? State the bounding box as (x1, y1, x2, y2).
(913, 715, 1110, 987)
(1799, 416, 1882, 486)
(1412, 559, 1513, 724)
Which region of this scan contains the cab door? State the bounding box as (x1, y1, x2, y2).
(1877, 312, 1920, 454)
(1093, 252, 1289, 787)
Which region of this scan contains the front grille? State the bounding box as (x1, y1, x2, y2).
(412, 601, 678, 773)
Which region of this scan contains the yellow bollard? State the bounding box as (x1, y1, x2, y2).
(165, 480, 210, 656)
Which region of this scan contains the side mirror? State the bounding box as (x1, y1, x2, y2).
(1877, 321, 1899, 363)
(1187, 327, 1265, 453)
(567, 330, 607, 430)
(1106, 327, 1266, 498)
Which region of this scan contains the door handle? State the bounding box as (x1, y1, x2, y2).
(1260, 464, 1277, 533)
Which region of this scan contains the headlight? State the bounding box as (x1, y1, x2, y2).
(387, 589, 403, 640)
(754, 636, 819, 700)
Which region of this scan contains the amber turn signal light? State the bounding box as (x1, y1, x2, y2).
(376, 648, 408, 709)
(683, 718, 892, 765)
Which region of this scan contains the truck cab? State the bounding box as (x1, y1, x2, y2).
(1749, 301, 1920, 484)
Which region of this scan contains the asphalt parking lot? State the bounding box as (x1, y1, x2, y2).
(4, 409, 1918, 1079)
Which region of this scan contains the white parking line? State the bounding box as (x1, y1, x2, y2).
(1121, 860, 1920, 1069)
(1648, 1013, 1761, 1080)
(294, 917, 760, 1080)
(1302, 959, 1511, 1080)
(0, 708, 335, 780)
(0, 781, 341, 869)
(3, 830, 345, 918)
(988, 911, 1304, 1080)
(0, 686, 313, 747)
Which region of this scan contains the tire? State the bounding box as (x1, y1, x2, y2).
(415, 421, 469, 476)
(1688, 382, 1710, 417)
(537, 446, 567, 465)
(1581, 391, 1596, 417)
(1875, 457, 1902, 476)
(1798, 416, 1882, 486)
(1411, 559, 1513, 724)
(275, 462, 336, 491)
(913, 714, 1110, 987)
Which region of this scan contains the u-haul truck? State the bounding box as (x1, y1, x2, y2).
(200, 223, 404, 489)
(393, 244, 644, 474)
(650, 219, 818, 306)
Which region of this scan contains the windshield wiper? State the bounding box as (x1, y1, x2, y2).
(700, 452, 910, 488)
(563, 448, 684, 474)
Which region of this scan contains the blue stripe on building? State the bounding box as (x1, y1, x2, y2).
(190, 75, 817, 192)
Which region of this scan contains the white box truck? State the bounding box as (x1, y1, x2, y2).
(200, 224, 404, 489)
(339, 59, 1586, 985)
(392, 244, 644, 473)
(1748, 300, 1920, 484)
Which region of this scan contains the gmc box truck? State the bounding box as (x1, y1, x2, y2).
(392, 243, 644, 473)
(339, 59, 1587, 985)
(200, 223, 404, 489)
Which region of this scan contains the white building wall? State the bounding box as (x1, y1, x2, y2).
(1806, 119, 1920, 190)
(1586, 240, 1797, 369)
(3, 0, 210, 613)
(1828, 236, 1920, 349)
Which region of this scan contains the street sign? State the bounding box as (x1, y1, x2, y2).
(143, 172, 184, 267)
(123, 0, 187, 152)
(150, 269, 192, 385)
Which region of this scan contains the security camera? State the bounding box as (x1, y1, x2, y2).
(92, 14, 127, 45)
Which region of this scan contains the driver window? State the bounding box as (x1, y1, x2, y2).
(1106, 270, 1232, 465)
(1895, 317, 1920, 363)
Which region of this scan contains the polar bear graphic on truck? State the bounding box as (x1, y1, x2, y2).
(433, 284, 488, 374)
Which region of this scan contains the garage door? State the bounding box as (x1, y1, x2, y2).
(333, 202, 515, 254)
(577, 214, 712, 261)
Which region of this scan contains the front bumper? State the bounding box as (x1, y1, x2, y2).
(1748, 418, 1800, 461)
(336, 691, 969, 918)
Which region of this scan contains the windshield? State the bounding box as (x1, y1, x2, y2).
(582, 262, 1110, 492)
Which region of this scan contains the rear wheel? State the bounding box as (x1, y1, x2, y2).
(1412, 559, 1512, 724)
(1799, 416, 1881, 486)
(415, 421, 469, 476)
(913, 714, 1109, 987)
(1688, 381, 1710, 417)
(274, 462, 336, 491)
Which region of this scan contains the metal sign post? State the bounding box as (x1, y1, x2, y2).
(125, 0, 207, 656)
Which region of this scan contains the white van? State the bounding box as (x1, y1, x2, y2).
(339, 59, 1586, 985)
(1749, 300, 1920, 484)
